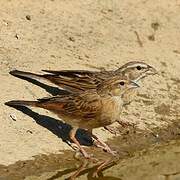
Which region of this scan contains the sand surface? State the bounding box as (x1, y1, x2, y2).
(0, 0, 180, 166)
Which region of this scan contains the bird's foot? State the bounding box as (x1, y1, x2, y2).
(93, 140, 117, 156)
(68, 138, 95, 160)
(102, 145, 117, 156)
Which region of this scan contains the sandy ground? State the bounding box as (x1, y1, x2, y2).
(0, 0, 180, 166)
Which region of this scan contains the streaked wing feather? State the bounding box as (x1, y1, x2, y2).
(37, 93, 102, 120)
(41, 73, 107, 92)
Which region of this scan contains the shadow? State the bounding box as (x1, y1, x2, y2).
(9, 106, 93, 146)
(11, 74, 69, 96)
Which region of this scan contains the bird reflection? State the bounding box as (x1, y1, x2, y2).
(46, 154, 120, 180)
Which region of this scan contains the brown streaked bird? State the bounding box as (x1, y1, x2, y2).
(5, 76, 139, 158)
(9, 61, 157, 93)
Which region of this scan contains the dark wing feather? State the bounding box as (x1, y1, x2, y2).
(42, 74, 98, 91)
(42, 69, 114, 79)
(42, 69, 99, 78)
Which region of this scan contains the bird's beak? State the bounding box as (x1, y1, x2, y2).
(130, 80, 140, 88)
(147, 65, 158, 75)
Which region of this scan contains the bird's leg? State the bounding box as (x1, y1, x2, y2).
(94, 137, 116, 155)
(86, 129, 106, 150)
(88, 130, 116, 156)
(69, 127, 90, 159)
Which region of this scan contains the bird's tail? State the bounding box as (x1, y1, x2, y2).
(9, 70, 44, 80)
(5, 100, 38, 107)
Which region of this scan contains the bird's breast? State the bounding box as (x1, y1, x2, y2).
(100, 96, 123, 126)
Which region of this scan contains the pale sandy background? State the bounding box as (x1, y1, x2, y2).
(0, 0, 180, 165)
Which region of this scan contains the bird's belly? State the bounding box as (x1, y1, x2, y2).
(52, 97, 123, 130)
(55, 111, 100, 129)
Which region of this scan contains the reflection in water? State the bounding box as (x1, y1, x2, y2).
(2, 138, 180, 180)
(46, 155, 119, 180)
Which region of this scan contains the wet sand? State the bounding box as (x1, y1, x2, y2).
(1, 121, 180, 179)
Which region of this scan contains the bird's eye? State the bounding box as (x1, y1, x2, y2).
(136, 66, 142, 70)
(119, 81, 125, 86)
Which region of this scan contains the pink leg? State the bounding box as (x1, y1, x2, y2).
(69, 127, 90, 159)
(88, 130, 116, 156)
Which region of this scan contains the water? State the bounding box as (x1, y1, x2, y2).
(1, 122, 180, 180)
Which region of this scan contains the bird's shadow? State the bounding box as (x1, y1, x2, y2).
(9, 106, 93, 146)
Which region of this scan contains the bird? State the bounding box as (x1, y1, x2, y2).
(9, 61, 156, 94)
(9, 61, 157, 134)
(5, 76, 139, 158)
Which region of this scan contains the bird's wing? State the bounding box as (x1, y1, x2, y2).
(42, 74, 99, 92)
(41, 70, 113, 92)
(37, 92, 103, 120)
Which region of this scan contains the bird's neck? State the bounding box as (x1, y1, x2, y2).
(111, 95, 124, 105)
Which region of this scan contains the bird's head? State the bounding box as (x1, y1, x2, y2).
(115, 61, 157, 82)
(98, 76, 139, 97)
